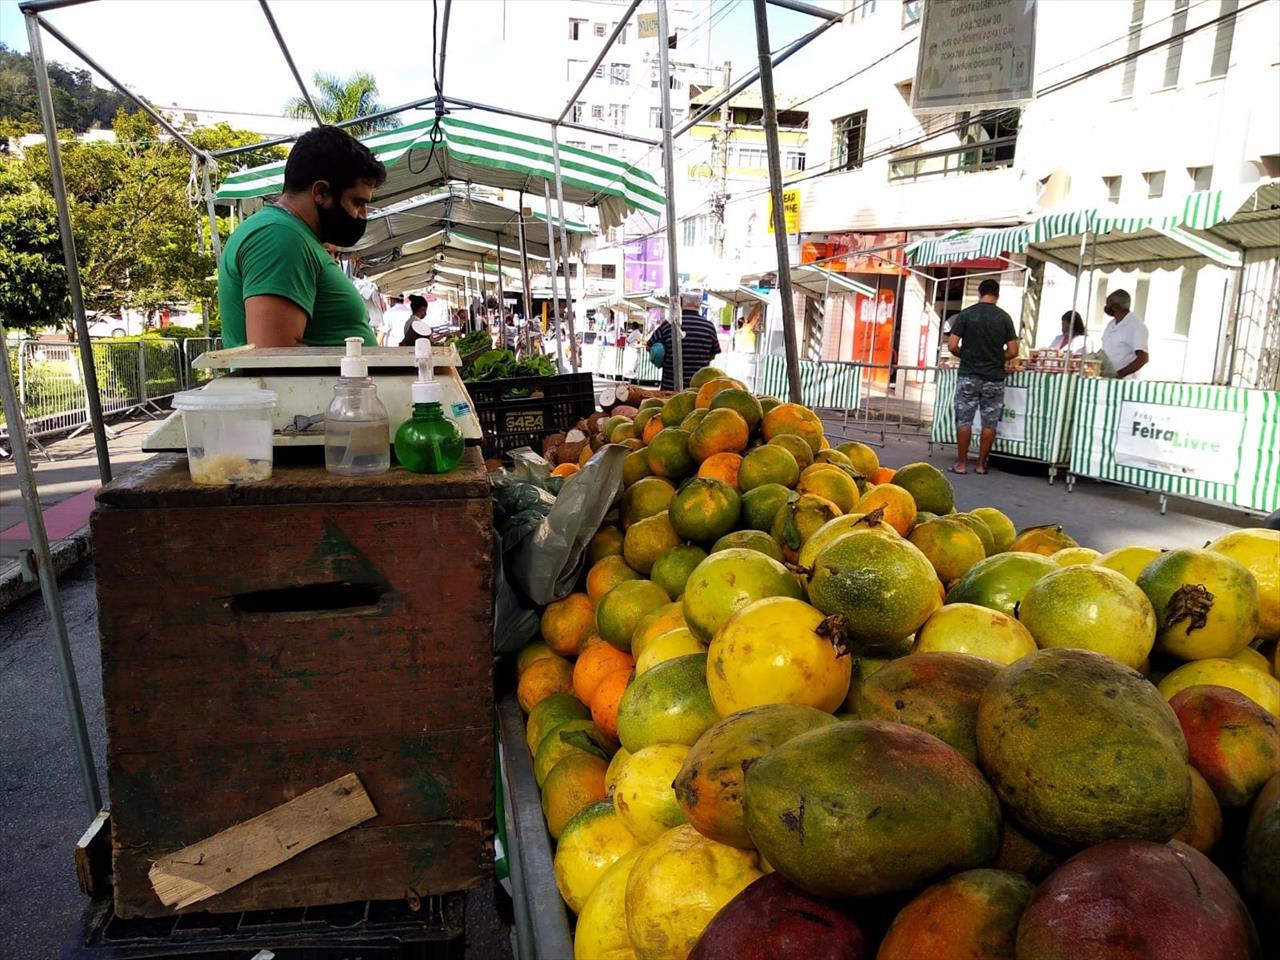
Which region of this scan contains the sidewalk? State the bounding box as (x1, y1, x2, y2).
(0, 417, 157, 609)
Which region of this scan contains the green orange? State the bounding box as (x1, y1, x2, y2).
(650, 544, 709, 600)
(597, 579, 672, 651)
(741, 483, 794, 530)
(739, 444, 800, 491)
(645, 428, 695, 480)
(768, 434, 814, 469)
(622, 511, 682, 575)
(708, 388, 764, 432)
(761, 402, 825, 452)
(621, 476, 676, 530)
(668, 477, 741, 544)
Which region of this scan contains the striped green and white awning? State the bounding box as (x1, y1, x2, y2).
(215, 115, 664, 230)
(907, 224, 1033, 266)
(908, 189, 1264, 271)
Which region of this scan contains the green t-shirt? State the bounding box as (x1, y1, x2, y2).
(217, 205, 377, 349)
(949, 302, 1018, 382)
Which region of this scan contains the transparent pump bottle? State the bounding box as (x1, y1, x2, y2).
(395, 339, 464, 474)
(325, 337, 390, 476)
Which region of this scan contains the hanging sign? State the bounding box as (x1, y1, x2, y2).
(996, 385, 1028, 441)
(1113, 401, 1245, 486)
(913, 0, 1037, 112)
(637, 12, 659, 38)
(768, 189, 801, 235)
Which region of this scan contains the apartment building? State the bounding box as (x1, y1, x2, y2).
(775, 0, 1278, 384)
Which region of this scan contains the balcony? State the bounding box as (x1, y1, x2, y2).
(888, 135, 1018, 182)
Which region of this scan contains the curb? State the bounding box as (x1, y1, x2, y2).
(0, 523, 93, 612)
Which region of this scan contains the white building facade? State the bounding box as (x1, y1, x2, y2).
(780, 0, 1278, 386)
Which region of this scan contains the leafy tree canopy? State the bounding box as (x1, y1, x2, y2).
(0, 41, 136, 138)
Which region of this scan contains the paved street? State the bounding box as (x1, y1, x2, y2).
(0, 421, 1258, 957)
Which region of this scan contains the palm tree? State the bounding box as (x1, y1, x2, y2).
(284, 71, 398, 137)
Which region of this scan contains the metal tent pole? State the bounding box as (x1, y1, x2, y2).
(200, 160, 222, 339)
(258, 0, 322, 124)
(495, 231, 505, 348)
(751, 0, 803, 404)
(25, 11, 111, 483)
(516, 193, 535, 333)
(0, 320, 102, 818)
(549, 127, 580, 374)
(542, 181, 566, 373)
(656, 0, 684, 390)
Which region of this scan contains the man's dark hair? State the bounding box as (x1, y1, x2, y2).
(408, 294, 429, 312)
(283, 126, 387, 196)
(978, 278, 1000, 298)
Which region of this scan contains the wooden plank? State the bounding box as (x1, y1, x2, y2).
(94, 448, 490, 509)
(148, 773, 377, 910)
(74, 810, 112, 897)
(117, 820, 491, 918)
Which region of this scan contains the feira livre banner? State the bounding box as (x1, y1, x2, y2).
(1114, 400, 1245, 486)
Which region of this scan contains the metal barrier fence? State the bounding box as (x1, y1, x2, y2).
(1, 336, 220, 449)
(582, 346, 943, 449)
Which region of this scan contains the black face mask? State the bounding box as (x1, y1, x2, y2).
(317, 194, 367, 248)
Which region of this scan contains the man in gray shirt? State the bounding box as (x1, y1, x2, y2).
(946, 279, 1019, 475)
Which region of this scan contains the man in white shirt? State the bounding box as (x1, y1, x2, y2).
(382, 295, 411, 347)
(1099, 289, 1149, 379)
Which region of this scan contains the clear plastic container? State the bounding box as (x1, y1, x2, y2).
(173, 387, 277, 485)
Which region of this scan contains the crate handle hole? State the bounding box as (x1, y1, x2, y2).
(229, 582, 386, 616)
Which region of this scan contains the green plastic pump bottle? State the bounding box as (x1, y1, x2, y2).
(395, 339, 464, 474)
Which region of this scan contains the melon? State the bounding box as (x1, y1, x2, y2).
(976, 648, 1190, 847)
(744, 721, 1001, 898)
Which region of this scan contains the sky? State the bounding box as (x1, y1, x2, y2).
(0, 0, 819, 126)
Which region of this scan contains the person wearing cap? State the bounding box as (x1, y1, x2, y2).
(218, 126, 386, 348)
(647, 291, 721, 391)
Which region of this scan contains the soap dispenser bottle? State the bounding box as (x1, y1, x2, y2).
(325, 337, 390, 476)
(395, 339, 465, 474)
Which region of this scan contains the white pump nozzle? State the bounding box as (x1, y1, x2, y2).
(340, 337, 368, 378)
(411, 339, 441, 404)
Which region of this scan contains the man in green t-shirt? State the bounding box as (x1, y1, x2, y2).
(218, 126, 387, 348)
(946, 278, 1019, 475)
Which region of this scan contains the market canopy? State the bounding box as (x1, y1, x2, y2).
(365, 227, 548, 294)
(215, 115, 664, 230)
(906, 186, 1279, 272)
(351, 189, 579, 263)
(741, 265, 878, 300)
(705, 284, 770, 306)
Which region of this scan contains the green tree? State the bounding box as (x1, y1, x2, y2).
(0, 41, 135, 138)
(0, 158, 68, 331)
(284, 71, 397, 137)
(11, 111, 286, 334)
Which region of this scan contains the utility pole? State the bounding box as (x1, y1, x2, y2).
(712, 59, 732, 260)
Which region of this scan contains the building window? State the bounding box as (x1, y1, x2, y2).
(832, 110, 868, 171)
(614, 24, 627, 45)
(1190, 165, 1213, 191)
(572, 101, 585, 123)
(594, 22, 606, 37)
(566, 140, 586, 150)
(1163, 0, 1190, 88)
(569, 18, 586, 40)
(682, 215, 710, 247)
(607, 143, 618, 157)
(608, 104, 628, 129)
(1210, 0, 1239, 78)
(601, 264, 617, 280)
(1120, 1, 1145, 98)
(590, 145, 604, 154)
(610, 63, 630, 85)
(567, 59, 586, 81)
(594, 64, 606, 79)
(556, 262, 579, 278)
(591, 104, 604, 120)
(671, 108, 685, 124)
(1144, 170, 1165, 198)
(901, 0, 922, 26)
(650, 107, 663, 128)
(1104, 175, 1123, 203)
(738, 146, 768, 169)
(851, 0, 878, 20)
(786, 150, 807, 171)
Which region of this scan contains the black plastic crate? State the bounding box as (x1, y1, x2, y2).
(63, 895, 466, 960)
(466, 373, 596, 461)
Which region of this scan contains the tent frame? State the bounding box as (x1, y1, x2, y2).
(11, 0, 851, 832)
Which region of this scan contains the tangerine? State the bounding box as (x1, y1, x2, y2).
(697, 452, 743, 490)
(574, 641, 636, 704)
(590, 666, 634, 739)
(738, 444, 800, 491)
(761, 402, 825, 452)
(517, 655, 575, 713)
(853, 483, 918, 536)
(645, 428, 695, 480)
(586, 554, 641, 604)
(688, 408, 751, 462)
(541, 593, 596, 656)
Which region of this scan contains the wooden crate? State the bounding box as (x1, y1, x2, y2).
(92, 450, 495, 918)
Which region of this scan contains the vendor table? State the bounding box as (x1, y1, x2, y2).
(92, 449, 495, 918)
(1069, 377, 1280, 514)
(931, 369, 1081, 478)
